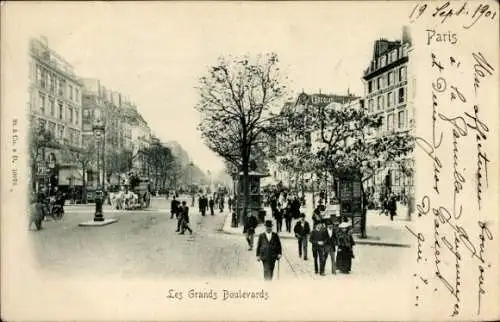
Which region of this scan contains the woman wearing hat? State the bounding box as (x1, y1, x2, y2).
(336, 218, 355, 273)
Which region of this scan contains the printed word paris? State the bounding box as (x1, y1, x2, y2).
(427, 30, 458, 45)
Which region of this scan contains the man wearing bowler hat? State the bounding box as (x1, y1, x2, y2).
(256, 220, 282, 280)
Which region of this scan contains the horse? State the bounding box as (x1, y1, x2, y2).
(109, 191, 125, 210)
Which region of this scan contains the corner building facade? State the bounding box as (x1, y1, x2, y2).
(28, 37, 83, 151)
(362, 27, 415, 204)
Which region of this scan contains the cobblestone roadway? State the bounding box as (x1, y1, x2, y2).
(30, 197, 412, 280)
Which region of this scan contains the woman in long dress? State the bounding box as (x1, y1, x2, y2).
(336, 220, 355, 273)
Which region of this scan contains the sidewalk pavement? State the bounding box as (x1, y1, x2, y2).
(221, 204, 412, 248)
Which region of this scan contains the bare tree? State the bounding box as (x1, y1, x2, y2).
(195, 53, 289, 223)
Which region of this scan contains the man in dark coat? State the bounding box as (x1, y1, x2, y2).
(179, 201, 193, 235)
(309, 221, 326, 274)
(170, 196, 179, 219)
(209, 197, 215, 216)
(388, 194, 397, 221)
(321, 219, 338, 275)
(294, 213, 311, 260)
(256, 220, 282, 280)
(200, 195, 208, 216)
(284, 201, 293, 233)
(244, 213, 258, 251)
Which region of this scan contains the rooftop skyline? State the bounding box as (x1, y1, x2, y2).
(18, 2, 411, 174)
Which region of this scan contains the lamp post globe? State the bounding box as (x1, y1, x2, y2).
(92, 119, 106, 222)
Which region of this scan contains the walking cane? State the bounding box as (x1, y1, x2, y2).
(276, 259, 280, 280)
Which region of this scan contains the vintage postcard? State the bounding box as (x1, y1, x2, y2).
(1, 1, 499, 321)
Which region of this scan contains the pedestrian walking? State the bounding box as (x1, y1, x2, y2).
(310, 221, 326, 274)
(209, 197, 215, 216)
(312, 207, 322, 228)
(322, 219, 338, 275)
(293, 213, 311, 260)
(179, 201, 193, 235)
(388, 194, 397, 221)
(256, 220, 282, 281)
(273, 204, 283, 233)
(244, 213, 258, 251)
(170, 196, 180, 219)
(219, 195, 224, 213)
(336, 219, 355, 274)
(228, 196, 233, 212)
(284, 201, 292, 233)
(200, 195, 208, 216)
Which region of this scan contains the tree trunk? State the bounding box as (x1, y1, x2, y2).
(360, 177, 367, 239)
(241, 154, 250, 227)
(82, 164, 87, 204)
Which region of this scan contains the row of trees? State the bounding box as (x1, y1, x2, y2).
(29, 126, 186, 201)
(195, 53, 414, 236)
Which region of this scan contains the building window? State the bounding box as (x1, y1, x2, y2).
(381, 55, 386, 67)
(38, 118, 46, 131)
(377, 95, 384, 111)
(368, 81, 373, 93)
(398, 87, 406, 104)
(392, 50, 398, 63)
(399, 66, 407, 82)
(398, 110, 405, 129)
(48, 122, 56, 136)
(368, 99, 374, 113)
(83, 109, 90, 117)
(75, 108, 79, 124)
(58, 79, 65, 96)
(75, 88, 79, 103)
(39, 92, 46, 114)
(57, 124, 63, 139)
(68, 107, 73, 122)
(388, 71, 394, 86)
(377, 77, 382, 90)
(40, 69, 47, 89)
(58, 101, 64, 120)
(75, 130, 80, 145)
(69, 84, 73, 100)
(387, 92, 392, 108)
(387, 113, 394, 132)
(49, 74, 56, 93)
(36, 66, 42, 84)
(49, 98, 55, 116)
(380, 117, 386, 134)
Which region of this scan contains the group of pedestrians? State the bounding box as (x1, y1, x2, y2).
(196, 193, 230, 216)
(295, 208, 355, 275)
(269, 193, 302, 233)
(170, 196, 193, 235)
(245, 200, 356, 280)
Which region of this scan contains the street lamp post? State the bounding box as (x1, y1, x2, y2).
(93, 119, 105, 222)
(79, 118, 118, 227)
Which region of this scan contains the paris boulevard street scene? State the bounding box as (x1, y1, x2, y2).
(27, 19, 415, 281)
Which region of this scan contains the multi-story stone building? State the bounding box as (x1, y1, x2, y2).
(122, 102, 151, 175)
(29, 36, 83, 151)
(28, 37, 84, 191)
(81, 78, 152, 181)
(362, 26, 414, 202)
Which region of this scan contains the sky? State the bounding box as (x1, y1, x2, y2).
(15, 2, 411, 174)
